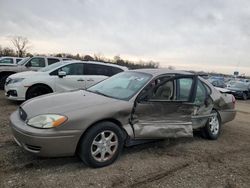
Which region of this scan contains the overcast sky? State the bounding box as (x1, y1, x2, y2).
(1, 0, 250, 75)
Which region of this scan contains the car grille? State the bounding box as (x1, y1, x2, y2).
(19, 107, 27, 121)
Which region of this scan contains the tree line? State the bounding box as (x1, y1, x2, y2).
(0, 36, 159, 69)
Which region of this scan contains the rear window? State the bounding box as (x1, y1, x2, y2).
(84, 64, 123, 76)
(48, 58, 60, 65)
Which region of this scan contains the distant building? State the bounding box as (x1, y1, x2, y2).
(233, 71, 239, 76)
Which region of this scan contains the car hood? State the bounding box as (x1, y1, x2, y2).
(9, 71, 46, 79)
(21, 90, 120, 118)
(227, 87, 246, 92)
(215, 87, 231, 93)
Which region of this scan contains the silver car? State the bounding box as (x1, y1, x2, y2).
(10, 69, 236, 167)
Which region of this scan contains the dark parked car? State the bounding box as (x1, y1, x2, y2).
(208, 78, 226, 88)
(227, 81, 250, 100)
(10, 69, 236, 168)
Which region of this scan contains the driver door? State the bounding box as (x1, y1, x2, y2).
(54, 63, 86, 92)
(23, 57, 46, 71)
(131, 75, 196, 139)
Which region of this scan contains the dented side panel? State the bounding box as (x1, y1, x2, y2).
(191, 99, 214, 129)
(132, 102, 194, 139)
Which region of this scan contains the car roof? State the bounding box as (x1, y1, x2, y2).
(30, 56, 68, 59)
(130, 68, 193, 76)
(0, 56, 24, 59)
(60, 60, 128, 70)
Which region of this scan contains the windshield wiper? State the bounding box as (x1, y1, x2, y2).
(88, 90, 111, 98)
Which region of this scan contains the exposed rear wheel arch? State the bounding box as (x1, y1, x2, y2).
(201, 109, 222, 140)
(25, 84, 53, 100)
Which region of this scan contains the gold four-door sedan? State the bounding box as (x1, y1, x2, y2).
(10, 69, 236, 168)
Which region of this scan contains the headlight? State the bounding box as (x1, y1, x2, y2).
(9, 78, 25, 84)
(27, 114, 67, 128)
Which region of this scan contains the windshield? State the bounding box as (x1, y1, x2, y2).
(39, 62, 63, 72)
(230, 82, 247, 88)
(87, 71, 152, 100)
(17, 57, 30, 65)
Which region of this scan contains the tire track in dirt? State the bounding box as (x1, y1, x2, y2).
(128, 163, 190, 188)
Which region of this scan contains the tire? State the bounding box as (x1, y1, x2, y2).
(0, 75, 9, 90)
(201, 110, 221, 140)
(26, 85, 52, 100)
(78, 122, 124, 168)
(242, 92, 247, 100)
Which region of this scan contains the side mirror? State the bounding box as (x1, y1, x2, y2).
(58, 71, 66, 78)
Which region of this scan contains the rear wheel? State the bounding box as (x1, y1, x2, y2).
(26, 85, 52, 100)
(0, 75, 9, 90)
(201, 110, 221, 140)
(78, 122, 124, 168)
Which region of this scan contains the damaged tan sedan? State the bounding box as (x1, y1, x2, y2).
(10, 69, 236, 168)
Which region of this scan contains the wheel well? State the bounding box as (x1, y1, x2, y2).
(76, 118, 128, 152)
(25, 83, 53, 98)
(212, 108, 222, 123)
(0, 71, 16, 78)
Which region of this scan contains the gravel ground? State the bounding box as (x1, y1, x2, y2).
(0, 90, 250, 188)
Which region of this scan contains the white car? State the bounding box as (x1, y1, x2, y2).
(5, 60, 128, 100)
(0, 56, 70, 89)
(0, 56, 25, 65)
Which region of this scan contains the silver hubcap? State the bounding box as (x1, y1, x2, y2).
(91, 131, 118, 162)
(209, 115, 219, 135)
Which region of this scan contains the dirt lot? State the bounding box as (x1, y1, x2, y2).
(0, 91, 250, 188)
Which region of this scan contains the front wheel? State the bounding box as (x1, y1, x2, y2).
(26, 85, 52, 100)
(201, 110, 221, 140)
(0, 75, 9, 90)
(78, 122, 124, 168)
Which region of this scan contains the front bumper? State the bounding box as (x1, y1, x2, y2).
(5, 84, 26, 101)
(10, 111, 83, 157)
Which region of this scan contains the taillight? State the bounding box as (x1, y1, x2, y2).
(232, 95, 236, 109)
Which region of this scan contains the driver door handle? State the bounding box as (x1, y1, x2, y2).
(87, 79, 94, 81)
(77, 79, 84, 82)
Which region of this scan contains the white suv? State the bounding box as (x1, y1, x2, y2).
(5, 60, 128, 100)
(0, 56, 25, 65)
(0, 56, 69, 89)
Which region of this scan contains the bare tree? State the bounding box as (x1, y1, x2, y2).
(11, 36, 30, 57)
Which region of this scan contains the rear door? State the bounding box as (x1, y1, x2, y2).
(53, 63, 86, 92)
(191, 79, 214, 129)
(131, 75, 197, 139)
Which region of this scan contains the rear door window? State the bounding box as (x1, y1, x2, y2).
(195, 80, 207, 105)
(84, 64, 109, 76)
(0, 58, 14, 64)
(177, 78, 193, 101)
(16, 58, 23, 63)
(48, 58, 60, 65)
